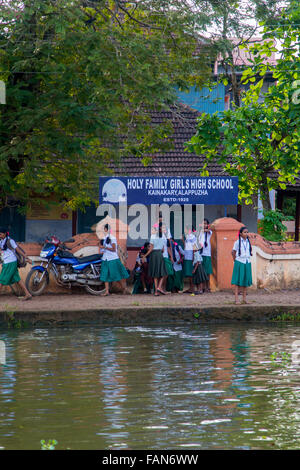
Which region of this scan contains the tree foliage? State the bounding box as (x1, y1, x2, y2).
(0, 0, 215, 211)
(258, 209, 293, 241)
(187, 1, 300, 210)
(201, 0, 286, 107)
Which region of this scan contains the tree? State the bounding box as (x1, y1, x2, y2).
(187, 1, 300, 210)
(0, 0, 216, 212)
(201, 0, 286, 107)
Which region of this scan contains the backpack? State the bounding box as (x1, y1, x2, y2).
(6, 238, 27, 268)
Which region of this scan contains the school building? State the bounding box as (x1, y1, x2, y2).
(2, 96, 300, 245)
(2, 49, 300, 244)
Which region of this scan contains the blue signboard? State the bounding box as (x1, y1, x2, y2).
(99, 176, 238, 205)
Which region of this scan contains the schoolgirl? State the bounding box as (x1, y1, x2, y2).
(158, 212, 172, 239)
(198, 219, 213, 292)
(139, 242, 152, 293)
(143, 224, 168, 296)
(132, 242, 152, 294)
(192, 244, 209, 295)
(100, 224, 129, 296)
(182, 225, 197, 293)
(161, 223, 174, 292)
(0, 227, 32, 300)
(231, 226, 253, 304)
(142, 224, 168, 296)
(170, 241, 184, 293)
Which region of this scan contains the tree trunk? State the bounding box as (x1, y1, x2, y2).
(260, 187, 272, 212)
(230, 53, 241, 108)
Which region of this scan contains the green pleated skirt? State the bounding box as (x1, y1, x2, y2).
(231, 260, 252, 287)
(202, 255, 213, 275)
(166, 266, 183, 292)
(164, 257, 174, 276)
(183, 259, 193, 277)
(100, 258, 129, 283)
(131, 272, 141, 294)
(149, 250, 167, 278)
(192, 263, 209, 285)
(173, 270, 184, 291)
(0, 261, 21, 286)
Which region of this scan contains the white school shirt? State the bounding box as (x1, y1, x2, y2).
(173, 245, 184, 272)
(233, 238, 251, 264)
(162, 235, 169, 259)
(150, 234, 165, 251)
(198, 230, 212, 257)
(193, 250, 203, 265)
(184, 233, 196, 261)
(159, 225, 172, 239)
(102, 235, 119, 261)
(166, 227, 172, 239)
(0, 237, 17, 264)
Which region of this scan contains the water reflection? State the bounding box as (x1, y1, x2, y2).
(0, 324, 299, 450)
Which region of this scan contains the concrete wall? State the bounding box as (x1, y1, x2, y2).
(251, 240, 300, 290)
(211, 218, 300, 291)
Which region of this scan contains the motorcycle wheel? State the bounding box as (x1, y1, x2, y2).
(84, 267, 106, 295)
(25, 269, 49, 296)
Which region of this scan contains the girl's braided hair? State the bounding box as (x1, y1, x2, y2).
(104, 224, 111, 245)
(238, 226, 252, 257)
(203, 219, 209, 248)
(0, 227, 9, 251)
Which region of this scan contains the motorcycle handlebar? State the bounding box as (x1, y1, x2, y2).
(44, 236, 90, 250)
(60, 243, 72, 250)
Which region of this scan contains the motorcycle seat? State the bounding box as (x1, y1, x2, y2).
(75, 254, 103, 264)
(57, 250, 74, 258)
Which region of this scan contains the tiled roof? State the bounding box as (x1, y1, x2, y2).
(110, 103, 300, 188)
(285, 180, 300, 192)
(110, 104, 228, 177)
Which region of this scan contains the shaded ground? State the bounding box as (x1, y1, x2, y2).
(1, 288, 300, 312)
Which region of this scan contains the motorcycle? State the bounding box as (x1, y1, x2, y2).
(25, 235, 105, 296)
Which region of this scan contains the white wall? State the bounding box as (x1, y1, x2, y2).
(251, 245, 300, 289)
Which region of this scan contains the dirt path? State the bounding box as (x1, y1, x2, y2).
(1, 289, 300, 312)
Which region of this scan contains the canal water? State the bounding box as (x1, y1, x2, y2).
(0, 324, 299, 450)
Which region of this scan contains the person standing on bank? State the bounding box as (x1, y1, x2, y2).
(192, 243, 208, 295)
(168, 240, 184, 293)
(231, 226, 252, 304)
(100, 224, 129, 296)
(161, 223, 174, 292)
(0, 227, 32, 300)
(182, 225, 197, 293)
(158, 212, 172, 239)
(198, 219, 213, 293)
(142, 224, 168, 296)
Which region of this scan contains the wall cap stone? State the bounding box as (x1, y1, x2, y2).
(250, 233, 300, 255)
(211, 217, 244, 232)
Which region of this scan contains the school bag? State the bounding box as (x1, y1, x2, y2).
(6, 238, 27, 268)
